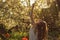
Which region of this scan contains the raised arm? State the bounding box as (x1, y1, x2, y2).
(29, 3, 35, 27)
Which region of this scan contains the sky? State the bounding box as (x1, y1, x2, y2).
(30, 0, 49, 8)
(2, 0, 49, 8)
(30, 0, 36, 6)
(21, 0, 36, 6)
(2, 0, 36, 6)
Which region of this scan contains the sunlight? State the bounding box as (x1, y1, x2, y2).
(39, 0, 50, 8)
(20, 0, 24, 1)
(2, 0, 6, 2)
(39, 3, 50, 8)
(20, 0, 36, 6)
(10, 12, 13, 15)
(23, 1, 27, 6)
(30, 0, 36, 6)
(20, 0, 50, 8)
(20, 0, 27, 6)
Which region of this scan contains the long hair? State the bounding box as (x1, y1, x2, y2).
(36, 21, 48, 40)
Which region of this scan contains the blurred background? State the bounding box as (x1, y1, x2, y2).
(0, 0, 60, 40)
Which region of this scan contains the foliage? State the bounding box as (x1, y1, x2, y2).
(9, 32, 28, 40)
(0, 0, 60, 40)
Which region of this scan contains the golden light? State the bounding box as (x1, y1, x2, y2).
(2, 0, 6, 2)
(38, 0, 51, 8)
(30, 0, 36, 6)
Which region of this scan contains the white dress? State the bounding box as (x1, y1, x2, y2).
(29, 27, 37, 40)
